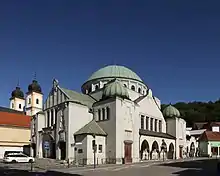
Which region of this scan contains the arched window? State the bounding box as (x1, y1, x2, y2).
(19, 104, 21, 109)
(102, 108, 105, 120)
(51, 109, 54, 126)
(28, 98, 31, 104)
(36, 98, 39, 104)
(131, 85, 135, 91)
(138, 88, 141, 93)
(98, 109, 101, 121)
(95, 85, 99, 90)
(47, 111, 50, 127)
(106, 107, 110, 120)
(124, 84, 127, 87)
(11, 103, 14, 108)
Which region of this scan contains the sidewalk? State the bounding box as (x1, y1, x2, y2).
(49, 157, 212, 173)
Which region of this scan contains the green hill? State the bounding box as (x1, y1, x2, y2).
(161, 99, 220, 126)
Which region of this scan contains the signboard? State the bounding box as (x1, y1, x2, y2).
(44, 141, 50, 149)
(210, 141, 220, 147)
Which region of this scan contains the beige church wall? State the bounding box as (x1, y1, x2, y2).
(94, 99, 117, 160)
(138, 96, 166, 133)
(66, 102, 93, 161)
(127, 89, 142, 101)
(115, 98, 140, 163)
(86, 135, 106, 165)
(0, 126, 30, 146)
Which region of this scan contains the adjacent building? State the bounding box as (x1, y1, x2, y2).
(0, 107, 31, 158)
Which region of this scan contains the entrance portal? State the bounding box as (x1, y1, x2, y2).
(167, 143, 174, 159)
(42, 134, 56, 159)
(124, 142, 132, 163)
(60, 142, 66, 160)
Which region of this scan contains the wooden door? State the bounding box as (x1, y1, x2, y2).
(179, 147, 183, 158)
(124, 143, 132, 163)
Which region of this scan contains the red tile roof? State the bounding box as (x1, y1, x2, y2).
(199, 131, 220, 141)
(0, 111, 31, 128)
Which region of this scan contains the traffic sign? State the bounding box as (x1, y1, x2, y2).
(44, 141, 50, 149)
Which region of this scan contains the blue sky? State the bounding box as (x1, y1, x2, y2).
(0, 0, 220, 107)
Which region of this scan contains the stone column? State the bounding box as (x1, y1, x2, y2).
(147, 117, 150, 130)
(152, 118, 155, 131)
(38, 133, 43, 158)
(30, 145, 34, 157)
(104, 107, 107, 120)
(157, 120, 160, 132)
(143, 116, 146, 129)
(53, 108, 56, 126)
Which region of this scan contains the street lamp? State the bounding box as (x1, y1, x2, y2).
(92, 134, 97, 169)
(161, 141, 167, 161)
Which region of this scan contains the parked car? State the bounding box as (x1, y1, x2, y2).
(4, 151, 23, 157)
(3, 153, 34, 163)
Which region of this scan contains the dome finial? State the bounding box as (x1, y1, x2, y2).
(17, 79, 20, 87)
(34, 72, 37, 81)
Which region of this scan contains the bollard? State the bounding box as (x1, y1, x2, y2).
(30, 160, 33, 171)
(67, 159, 70, 168)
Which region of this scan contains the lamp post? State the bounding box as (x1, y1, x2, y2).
(92, 134, 97, 169)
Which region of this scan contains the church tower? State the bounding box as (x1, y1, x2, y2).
(26, 77, 43, 116)
(10, 85, 25, 112)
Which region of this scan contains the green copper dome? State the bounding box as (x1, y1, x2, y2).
(163, 104, 180, 118)
(28, 80, 42, 94)
(11, 87, 24, 99)
(102, 79, 129, 99)
(87, 65, 143, 82)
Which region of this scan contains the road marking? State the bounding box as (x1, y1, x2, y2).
(112, 166, 130, 171)
(139, 164, 150, 168)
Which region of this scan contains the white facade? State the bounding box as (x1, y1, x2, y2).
(10, 97, 25, 112)
(30, 65, 193, 165)
(26, 92, 43, 116)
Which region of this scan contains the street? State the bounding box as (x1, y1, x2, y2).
(0, 158, 218, 175)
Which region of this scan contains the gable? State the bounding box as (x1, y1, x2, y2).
(136, 95, 164, 119)
(60, 87, 96, 108)
(74, 120, 107, 136)
(44, 87, 69, 110)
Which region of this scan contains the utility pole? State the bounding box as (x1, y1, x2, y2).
(92, 134, 97, 169)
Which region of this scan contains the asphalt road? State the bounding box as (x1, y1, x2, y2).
(0, 158, 218, 175)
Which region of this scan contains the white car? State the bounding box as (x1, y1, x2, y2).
(3, 153, 34, 163)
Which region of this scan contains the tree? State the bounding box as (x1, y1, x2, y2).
(162, 99, 220, 126)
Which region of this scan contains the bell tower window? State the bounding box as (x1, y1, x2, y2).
(19, 104, 21, 109)
(28, 98, 31, 104)
(36, 98, 39, 104)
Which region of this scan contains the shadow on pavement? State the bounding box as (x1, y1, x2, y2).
(0, 165, 82, 176)
(159, 159, 218, 176)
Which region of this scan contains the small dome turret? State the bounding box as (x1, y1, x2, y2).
(102, 79, 129, 99)
(28, 80, 42, 94)
(163, 104, 180, 118)
(11, 87, 24, 99)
